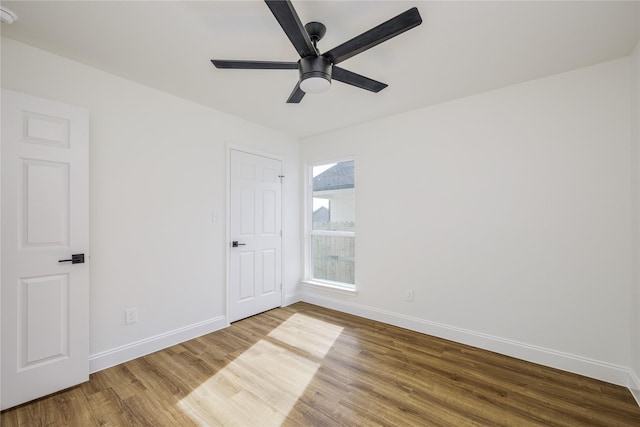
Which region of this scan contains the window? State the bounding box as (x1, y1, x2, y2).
(308, 160, 355, 288)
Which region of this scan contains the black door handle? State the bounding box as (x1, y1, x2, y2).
(232, 241, 246, 248)
(58, 254, 85, 264)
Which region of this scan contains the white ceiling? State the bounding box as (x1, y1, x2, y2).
(1, 1, 638, 138)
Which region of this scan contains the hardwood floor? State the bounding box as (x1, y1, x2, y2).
(3, 302, 640, 426)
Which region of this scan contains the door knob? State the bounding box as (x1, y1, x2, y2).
(58, 254, 85, 264)
(232, 241, 246, 248)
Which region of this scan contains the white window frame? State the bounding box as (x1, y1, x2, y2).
(303, 158, 357, 293)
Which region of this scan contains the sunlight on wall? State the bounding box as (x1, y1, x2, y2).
(178, 314, 344, 426)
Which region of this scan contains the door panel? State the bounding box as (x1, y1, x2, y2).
(1, 90, 90, 410)
(240, 189, 255, 235)
(229, 150, 282, 322)
(21, 274, 69, 366)
(261, 249, 276, 294)
(263, 190, 277, 234)
(22, 159, 70, 247)
(239, 251, 255, 301)
(22, 110, 70, 148)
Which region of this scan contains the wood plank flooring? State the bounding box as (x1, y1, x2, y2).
(3, 302, 640, 426)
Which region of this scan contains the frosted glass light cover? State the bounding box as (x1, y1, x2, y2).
(300, 77, 331, 93)
(0, 7, 17, 24)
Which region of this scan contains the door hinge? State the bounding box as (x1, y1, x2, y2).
(278, 175, 284, 183)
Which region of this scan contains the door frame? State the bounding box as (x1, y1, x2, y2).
(225, 144, 285, 325)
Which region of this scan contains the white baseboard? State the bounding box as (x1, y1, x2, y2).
(301, 293, 635, 390)
(283, 292, 302, 306)
(630, 370, 640, 406)
(89, 315, 227, 373)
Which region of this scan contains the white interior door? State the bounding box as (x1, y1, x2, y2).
(229, 149, 282, 322)
(1, 90, 90, 410)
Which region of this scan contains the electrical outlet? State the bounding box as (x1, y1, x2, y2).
(125, 308, 138, 325)
(406, 289, 415, 302)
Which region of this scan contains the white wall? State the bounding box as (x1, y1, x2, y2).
(1, 37, 300, 369)
(301, 58, 634, 386)
(631, 36, 640, 399)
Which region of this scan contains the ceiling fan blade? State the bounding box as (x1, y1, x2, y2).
(264, 0, 318, 58)
(211, 60, 298, 70)
(323, 7, 422, 65)
(332, 67, 388, 93)
(287, 82, 306, 103)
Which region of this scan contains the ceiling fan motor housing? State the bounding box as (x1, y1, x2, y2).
(299, 56, 332, 83)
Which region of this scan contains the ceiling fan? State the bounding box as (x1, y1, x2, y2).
(210, 0, 422, 103)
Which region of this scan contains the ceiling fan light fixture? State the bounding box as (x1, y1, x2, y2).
(299, 56, 332, 94)
(0, 6, 17, 24)
(300, 76, 331, 93)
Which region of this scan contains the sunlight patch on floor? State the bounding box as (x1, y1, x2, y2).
(267, 313, 344, 358)
(178, 314, 343, 426)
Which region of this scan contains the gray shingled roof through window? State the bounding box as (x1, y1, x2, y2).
(313, 160, 354, 191)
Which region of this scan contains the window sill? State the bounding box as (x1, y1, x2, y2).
(301, 280, 358, 296)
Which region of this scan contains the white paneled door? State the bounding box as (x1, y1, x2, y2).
(1, 90, 90, 410)
(229, 150, 282, 322)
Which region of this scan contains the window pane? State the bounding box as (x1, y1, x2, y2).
(312, 235, 355, 285)
(312, 160, 354, 232)
(310, 160, 355, 286)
